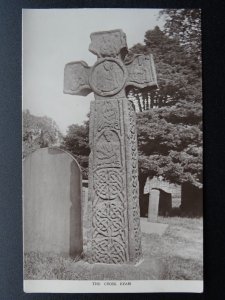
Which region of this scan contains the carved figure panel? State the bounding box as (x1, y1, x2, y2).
(126, 54, 158, 89)
(89, 29, 128, 58)
(96, 100, 120, 132)
(90, 58, 127, 96)
(64, 61, 91, 96)
(95, 130, 121, 169)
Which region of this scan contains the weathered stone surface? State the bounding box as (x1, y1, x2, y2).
(89, 29, 127, 58)
(88, 99, 133, 263)
(64, 29, 157, 264)
(126, 54, 157, 89)
(64, 30, 157, 99)
(148, 189, 160, 222)
(64, 61, 91, 96)
(23, 148, 83, 256)
(144, 176, 181, 208)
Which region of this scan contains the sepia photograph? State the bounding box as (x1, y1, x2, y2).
(22, 8, 203, 293)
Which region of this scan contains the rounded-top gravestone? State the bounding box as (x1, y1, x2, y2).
(23, 147, 83, 257)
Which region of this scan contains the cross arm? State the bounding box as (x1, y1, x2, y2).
(125, 54, 158, 90)
(64, 61, 92, 96)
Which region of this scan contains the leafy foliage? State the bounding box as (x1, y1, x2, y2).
(159, 9, 202, 62)
(23, 110, 63, 157)
(62, 120, 90, 179)
(126, 10, 202, 189)
(137, 102, 202, 188)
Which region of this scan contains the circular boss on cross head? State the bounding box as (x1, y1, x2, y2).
(89, 58, 127, 97)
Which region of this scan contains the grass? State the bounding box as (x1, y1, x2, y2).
(145, 216, 203, 280)
(24, 216, 203, 280)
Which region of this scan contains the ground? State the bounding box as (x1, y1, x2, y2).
(24, 216, 203, 280)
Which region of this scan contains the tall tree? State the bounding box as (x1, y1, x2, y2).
(23, 110, 63, 157)
(159, 9, 201, 62)
(126, 10, 202, 194)
(137, 102, 202, 193)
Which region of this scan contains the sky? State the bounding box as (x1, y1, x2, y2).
(23, 9, 164, 134)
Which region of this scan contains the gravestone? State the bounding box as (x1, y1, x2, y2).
(64, 29, 157, 264)
(23, 147, 83, 257)
(148, 189, 160, 222)
(144, 176, 181, 208)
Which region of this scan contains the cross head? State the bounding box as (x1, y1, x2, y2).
(64, 29, 158, 100)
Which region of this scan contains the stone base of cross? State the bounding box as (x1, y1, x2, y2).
(64, 29, 157, 264)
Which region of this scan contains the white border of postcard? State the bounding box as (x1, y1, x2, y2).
(24, 280, 203, 293)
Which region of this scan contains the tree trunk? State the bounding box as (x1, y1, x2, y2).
(136, 92, 142, 112)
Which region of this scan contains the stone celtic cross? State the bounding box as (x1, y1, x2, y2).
(64, 29, 157, 264)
